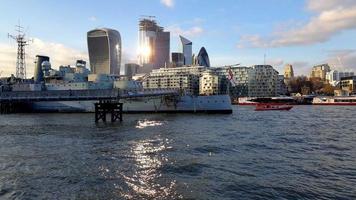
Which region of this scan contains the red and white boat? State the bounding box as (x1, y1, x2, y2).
(237, 97, 295, 105)
(255, 103, 293, 111)
(312, 96, 356, 105)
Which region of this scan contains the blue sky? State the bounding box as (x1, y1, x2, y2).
(1, 0, 356, 76)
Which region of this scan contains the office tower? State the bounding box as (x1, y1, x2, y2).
(171, 52, 184, 67)
(180, 35, 192, 65)
(124, 63, 140, 79)
(138, 18, 170, 70)
(87, 28, 121, 75)
(196, 47, 210, 68)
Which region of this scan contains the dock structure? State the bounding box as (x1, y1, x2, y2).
(94, 100, 123, 123)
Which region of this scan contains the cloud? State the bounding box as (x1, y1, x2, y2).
(167, 25, 204, 38)
(266, 58, 284, 66)
(88, 16, 97, 22)
(289, 61, 311, 76)
(238, 0, 356, 48)
(160, 0, 174, 8)
(307, 0, 355, 12)
(0, 38, 88, 77)
(325, 49, 356, 71)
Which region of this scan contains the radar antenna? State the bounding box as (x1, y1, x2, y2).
(8, 23, 32, 79)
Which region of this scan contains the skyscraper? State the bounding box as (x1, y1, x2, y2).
(180, 36, 192, 65)
(87, 28, 121, 75)
(196, 47, 210, 68)
(138, 18, 170, 71)
(171, 52, 184, 67)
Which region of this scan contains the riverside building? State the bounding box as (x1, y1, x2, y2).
(142, 66, 206, 95)
(340, 76, 356, 95)
(248, 65, 279, 97)
(326, 70, 354, 86)
(213, 66, 249, 97)
(199, 70, 220, 95)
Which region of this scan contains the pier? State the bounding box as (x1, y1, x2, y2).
(94, 101, 123, 123)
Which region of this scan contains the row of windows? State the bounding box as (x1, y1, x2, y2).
(335, 99, 356, 102)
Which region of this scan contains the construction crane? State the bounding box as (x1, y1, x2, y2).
(140, 15, 156, 20)
(223, 63, 240, 68)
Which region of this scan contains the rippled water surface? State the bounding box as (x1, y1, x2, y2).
(0, 106, 356, 199)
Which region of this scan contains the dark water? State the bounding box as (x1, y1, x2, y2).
(0, 106, 356, 199)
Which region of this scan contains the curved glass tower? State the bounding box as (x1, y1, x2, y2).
(196, 47, 210, 68)
(87, 28, 121, 75)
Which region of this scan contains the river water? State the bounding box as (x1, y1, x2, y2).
(0, 106, 355, 199)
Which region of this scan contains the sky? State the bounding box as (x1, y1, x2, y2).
(1, 0, 356, 77)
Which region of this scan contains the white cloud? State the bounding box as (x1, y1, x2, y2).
(88, 16, 98, 22)
(160, 0, 174, 8)
(307, 0, 355, 12)
(326, 49, 356, 71)
(266, 58, 284, 67)
(238, 0, 356, 48)
(167, 25, 204, 38)
(0, 38, 88, 77)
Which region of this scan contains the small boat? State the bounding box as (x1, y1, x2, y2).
(255, 103, 293, 111)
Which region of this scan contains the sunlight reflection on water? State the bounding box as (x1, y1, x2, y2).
(118, 137, 179, 199)
(135, 120, 165, 129)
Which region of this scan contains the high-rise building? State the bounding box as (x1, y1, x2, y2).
(180, 36, 192, 65)
(284, 64, 294, 79)
(196, 47, 210, 68)
(310, 64, 330, 81)
(138, 18, 170, 71)
(248, 65, 279, 97)
(277, 75, 288, 95)
(171, 52, 184, 67)
(213, 66, 250, 97)
(87, 28, 121, 75)
(124, 63, 140, 79)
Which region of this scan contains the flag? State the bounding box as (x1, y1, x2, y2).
(227, 67, 236, 87)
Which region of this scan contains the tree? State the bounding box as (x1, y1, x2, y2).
(322, 83, 335, 95)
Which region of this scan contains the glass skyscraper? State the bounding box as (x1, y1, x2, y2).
(196, 47, 210, 68)
(180, 36, 192, 65)
(138, 18, 170, 70)
(87, 28, 121, 75)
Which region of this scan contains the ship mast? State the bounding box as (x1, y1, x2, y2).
(8, 24, 31, 80)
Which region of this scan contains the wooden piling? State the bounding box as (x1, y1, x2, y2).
(95, 101, 123, 123)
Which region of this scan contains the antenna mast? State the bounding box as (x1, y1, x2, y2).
(8, 24, 31, 79)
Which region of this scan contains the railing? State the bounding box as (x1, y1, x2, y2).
(0, 88, 179, 102)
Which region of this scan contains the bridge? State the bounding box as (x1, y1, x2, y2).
(0, 89, 180, 121)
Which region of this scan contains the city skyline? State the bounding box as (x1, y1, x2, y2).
(0, 0, 356, 77)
